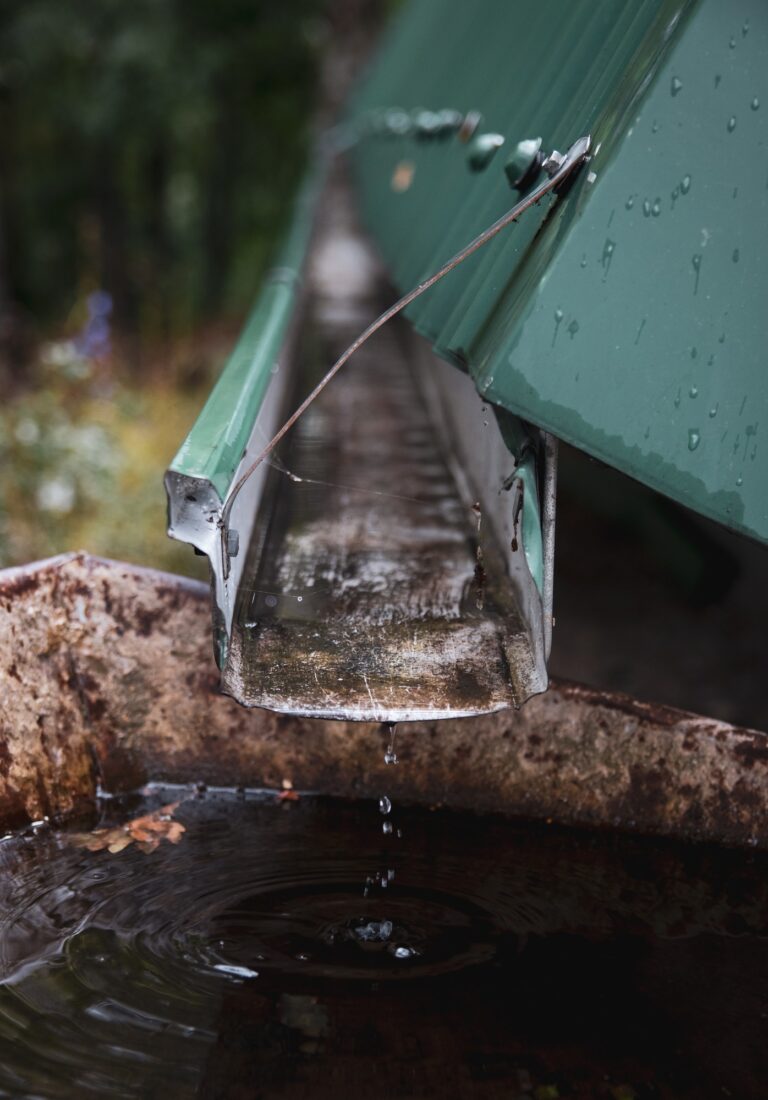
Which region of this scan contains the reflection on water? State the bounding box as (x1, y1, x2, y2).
(0, 790, 767, 1097)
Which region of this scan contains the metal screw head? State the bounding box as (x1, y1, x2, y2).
(541, 149, 566, 177)
(504, 137, 543, 189)
(458, 110, 483, 143)
(467, 132, 505, 172)
(384, 109, 412, 136)
(226, 528, 240, 559)
(436, 108, 464, 135)
(412, 109, 441, 138)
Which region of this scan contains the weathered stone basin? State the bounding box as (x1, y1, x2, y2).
(1, 553, 766, 848)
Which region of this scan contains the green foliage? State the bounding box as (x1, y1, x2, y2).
(0, 333, 229, 575)
(0, 0, 324, 342)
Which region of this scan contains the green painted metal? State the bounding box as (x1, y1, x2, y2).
(167, 163, 324, 501)
(349, 0, 768, 544)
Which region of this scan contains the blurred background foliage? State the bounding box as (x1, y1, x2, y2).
(0, 0, 357, 576)
(0, 0, 326, 342)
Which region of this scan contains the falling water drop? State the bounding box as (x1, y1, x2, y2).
(552, 309, 564, 347)
(383, 723, 398, 766)
(688, 429, 701, 452)
(390, 945, 419, 960)
(379, 795, 392, 815)
(382, 821, 393, 835)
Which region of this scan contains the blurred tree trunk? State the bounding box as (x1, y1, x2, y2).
(145, 137, 170, 339)
(0, 91, 27, 383)
(96, 141, 139, 363)
(202, 83, 240, 316)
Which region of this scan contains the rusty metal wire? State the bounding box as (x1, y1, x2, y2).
(221, 135, 590, 527)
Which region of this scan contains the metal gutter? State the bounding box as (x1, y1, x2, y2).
(164, 158, 327, 665)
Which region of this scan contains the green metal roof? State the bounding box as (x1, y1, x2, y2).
(349, 0, 768, 543)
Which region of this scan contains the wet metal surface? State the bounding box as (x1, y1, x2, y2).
(1, 555, 768, 848)
(222, 298, 540, 721)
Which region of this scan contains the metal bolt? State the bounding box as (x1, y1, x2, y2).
(412, 109, 441, 138)
(541, 149, 567, 177)
(458, 110, 483, 143)
(467, 132, 505, 172)
(226, 528, 240, 559)
(436, 108, 464, 135)
(384, 109, 412, 136)
(504, 137, 543, 190)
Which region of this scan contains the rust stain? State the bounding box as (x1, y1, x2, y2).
(0, 554, 766, 851)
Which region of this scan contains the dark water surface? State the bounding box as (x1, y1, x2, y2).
(0, 790, 767, 1098)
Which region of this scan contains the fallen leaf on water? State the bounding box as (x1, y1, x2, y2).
(68, 801, 186, 855)
(277, 790, 299, 802)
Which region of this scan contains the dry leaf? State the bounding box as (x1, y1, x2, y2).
(277, 790, 299, 802)
(68, 800, 186, 855)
